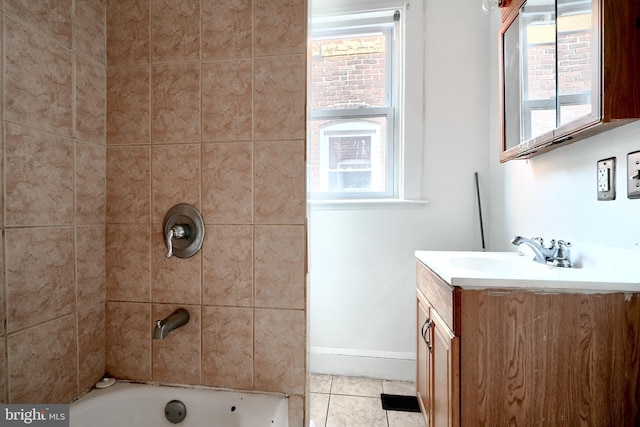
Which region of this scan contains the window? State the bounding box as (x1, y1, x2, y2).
(308, 8, 402, 200)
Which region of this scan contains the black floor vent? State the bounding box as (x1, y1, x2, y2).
(380, 393, 421, 412)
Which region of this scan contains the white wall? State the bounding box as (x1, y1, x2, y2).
(309, 0, 491, 381)
(487, 13, 640, 270)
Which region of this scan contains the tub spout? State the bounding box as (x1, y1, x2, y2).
(153, 308, 190, 339)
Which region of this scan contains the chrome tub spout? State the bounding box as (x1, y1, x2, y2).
(153, 308, 190, 339)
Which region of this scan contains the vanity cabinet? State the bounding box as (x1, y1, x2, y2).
(499, 0, 640, 161)
(416, 261, 460, 427)
(416, 260, 640, 426)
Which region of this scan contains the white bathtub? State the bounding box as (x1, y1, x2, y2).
(70, 381, 288, 427)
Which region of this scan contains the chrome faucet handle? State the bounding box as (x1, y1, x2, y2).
(554, 240, 572, 267)
(165, 224, 187, 258)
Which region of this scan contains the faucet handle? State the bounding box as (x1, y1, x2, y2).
(165, 224, 188, 258)
(554, 240, 572, 267)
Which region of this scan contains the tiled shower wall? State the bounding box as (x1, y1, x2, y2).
(0, 0, 107, 403)
(105, 0, 307, 424)
(1, 0, 307, 422)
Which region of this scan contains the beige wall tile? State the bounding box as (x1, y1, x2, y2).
(152, 144, 201, 224)
(5, 228, 75, 332)
(254, 55, 306, 140)
(255, 0, 306, 56)
(254, 140, 305, 225)
(202, 142, 253, 224)
(0, 10, 3, 126)
(152, 304, 201, 384)
(75, 0, 106, 64)
(151, 0, 200, 63)
(106, 146, 151, 223)
(1, 0, 107, 405)
(255, 226, 305, 309)
(76, 142, 106, 225)
(98, 1, 307, 418)
(76, 55, 106, 145)
(77, 225, 106, 310)
(0, 339, 5, 404)
(152, 225, 202, 304)
(106, 302, 151, 380)
(107, 0, 149, 66)
(106, 224, 151, 302)
(4, 124, 74, 226)
(151, 63, 201, 144)
(5, 0, 73, 48)
(202, 60, 253, 142)
(0, 240, 3, 339)
(202, 225, 253, 307)
(288, 395, 305, 427)
(4, 17, 73, 136)
(8, 315, 77, 403)
(202, 0, 252, 60)
(78, 303, 106, 394)
(107, 66, 151, 145)
(202, 306, 253, 389)
(254, 308, 305, 394)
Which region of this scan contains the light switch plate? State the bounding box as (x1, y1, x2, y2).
(627, 151, 640, 199)
(597, 157, 616, 201)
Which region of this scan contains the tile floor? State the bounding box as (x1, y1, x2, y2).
(309, 374, 426, 427)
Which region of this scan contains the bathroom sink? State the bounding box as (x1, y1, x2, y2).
(415, 250, 639, 292)
(447, 253, 541, 273)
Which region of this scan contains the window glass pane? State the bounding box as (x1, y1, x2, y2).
(309, 117, 388, 195)
(311, 33, 387, 110)
(328, 135, 372, 192)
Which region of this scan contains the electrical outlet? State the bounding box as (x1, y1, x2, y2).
(597, 157, 616, 201)
(627, 151, 640, 199)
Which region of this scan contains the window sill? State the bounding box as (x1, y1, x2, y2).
(308, 198, 429, 211)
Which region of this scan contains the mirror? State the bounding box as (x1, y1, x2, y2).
(500, 0, 597, 161)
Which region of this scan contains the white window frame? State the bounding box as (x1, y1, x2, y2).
(309, 8, 402, 200)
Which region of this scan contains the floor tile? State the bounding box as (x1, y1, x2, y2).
(310, 392, 330, 427)
(310, 373, 333, 393)
(309, 374, 425, 427)
(382, 379, 416, 396)
(387, 410, 426, 427)
(331, 376, 382, 397)
(326, 395, 388, 427)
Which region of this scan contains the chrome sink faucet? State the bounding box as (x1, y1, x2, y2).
(510, 236, 572, 268)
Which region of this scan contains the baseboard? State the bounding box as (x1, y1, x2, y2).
(309, 347, 416, 382)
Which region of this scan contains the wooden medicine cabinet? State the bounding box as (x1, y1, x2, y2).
(499, 0, 640, 162)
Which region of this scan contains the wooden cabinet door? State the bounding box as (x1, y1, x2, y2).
(416, 296, 432, 424)
(431, 308, 460, 427)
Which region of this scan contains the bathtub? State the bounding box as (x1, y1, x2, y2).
(70, 381, 288, 427)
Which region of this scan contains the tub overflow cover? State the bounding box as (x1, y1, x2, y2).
(165, 400, 187, 424)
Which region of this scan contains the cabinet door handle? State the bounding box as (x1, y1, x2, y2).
(421, 318, 433, 353)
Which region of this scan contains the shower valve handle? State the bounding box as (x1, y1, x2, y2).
(165, 224, 188, 258)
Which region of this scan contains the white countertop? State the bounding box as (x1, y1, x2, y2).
(415, 250, 640, 293)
